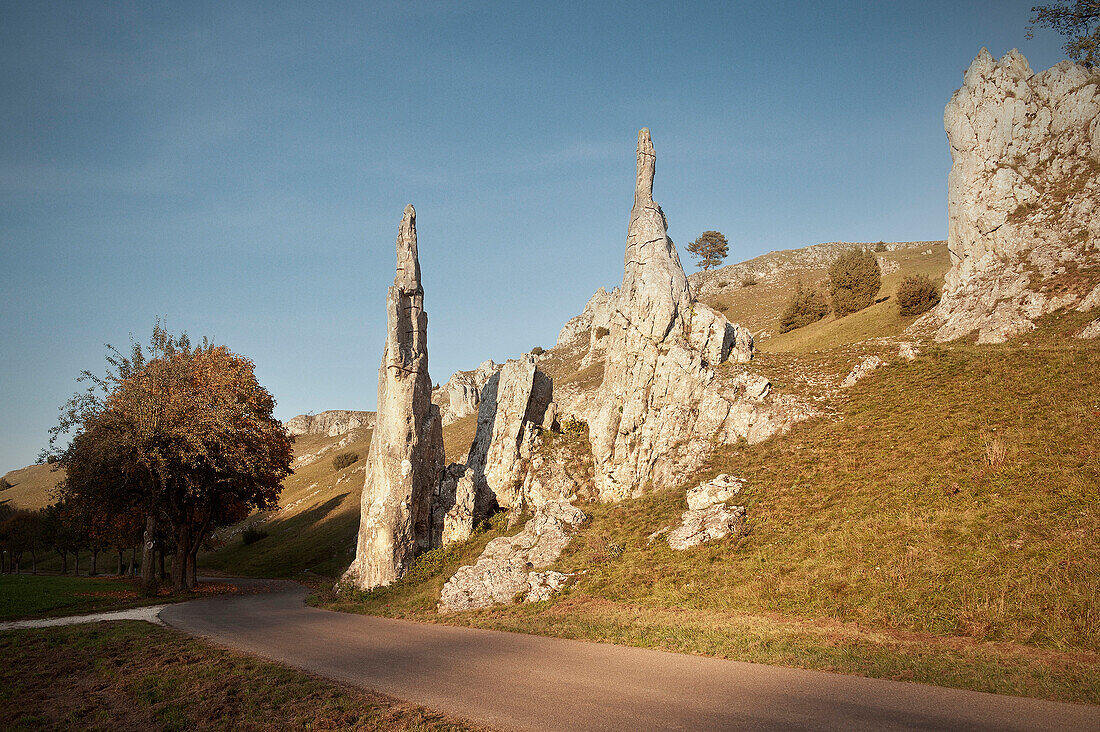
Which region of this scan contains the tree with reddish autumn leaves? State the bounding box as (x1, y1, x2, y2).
(49, 323, 294, 592)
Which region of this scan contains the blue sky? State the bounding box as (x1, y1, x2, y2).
(0, 1, 1069, 472)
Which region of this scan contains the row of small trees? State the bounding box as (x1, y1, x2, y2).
(779, 249, 941, 333)
(42, 323, 294, 593)
(0, 500, 158, 577)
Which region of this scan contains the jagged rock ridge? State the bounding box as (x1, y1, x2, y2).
(285, 410, 375, 437)
(343, 205, 445, 591)
(923, 48, 1100, 343)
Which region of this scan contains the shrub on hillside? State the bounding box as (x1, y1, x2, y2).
(829, 249, 882, 317)
(0, 477, 11, 491)
(896, 274, 941, 316)
(874, 241, 887, 252)
(531, 346, 545, 356)
(332, 452, 359, 471)
(560, 417, 588, 438)
(741, 274, 758, 287)
(779, 282, 829, 333)
(594, 326, 609, 339)
(242, 526, 269, 545)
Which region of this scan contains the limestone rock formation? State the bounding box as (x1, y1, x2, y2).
(841, 356, 886, 388)
(924, 49, 1100, 343)
(898, 343, 919, 361)
(285, 410, 375, 437)
(668, 503, 746, 551)
(438, 501, 586, 612)
(519, 427, 597, 509)
(466, 355, 553, 512)
(432, 360, 501, 426)
(343, 205, 445, 591)
(556, 288, 611, 348)
(663, 474, 747, 551)
(588, 129, 802, 501)
(686, 474, 743, 511)
(432, 463, 476, 547)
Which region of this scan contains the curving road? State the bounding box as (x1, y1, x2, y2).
(161, 579, 1098, 731)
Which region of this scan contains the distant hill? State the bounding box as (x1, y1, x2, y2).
(1, 462, 64, 510)
(689, 240, 949, 350)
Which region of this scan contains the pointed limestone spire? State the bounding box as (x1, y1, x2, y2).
(634, 128, 655, 205)
(394, 204, 421, 292)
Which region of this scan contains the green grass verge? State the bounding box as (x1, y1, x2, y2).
(0, 575, 236, 621)
(0, 621, 478, 731)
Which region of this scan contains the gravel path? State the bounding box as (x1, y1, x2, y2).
(0, 604, 167, 630)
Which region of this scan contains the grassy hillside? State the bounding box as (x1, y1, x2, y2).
(695, 241, 950, 351)
(202, 412, 486, 579)
(321, 308, 1100, 703)
(200, 429, 372, 579)
(0, 462, 64, 510)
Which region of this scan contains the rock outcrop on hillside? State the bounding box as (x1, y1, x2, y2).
(437, 500, 586, 612)
(432, 463, 476, 546)
(588, 129, 806, 502)
(466, 355, 553, 513)
(343, 205, 445, 591)
(924, 49, 1100, 343)
(285, 410, 375, 437)
(432, 360, 501, 425)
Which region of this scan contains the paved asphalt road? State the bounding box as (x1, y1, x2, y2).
(160, 579, 1099, 731)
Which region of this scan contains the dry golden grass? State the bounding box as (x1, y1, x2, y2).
(0, 622, 479, 731)
(0, 462, 65, 510)
(443, 413, 478, 464)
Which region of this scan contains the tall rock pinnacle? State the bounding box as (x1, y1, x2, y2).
(621, 128, 692, 342)
(343, 204, 444, 590)
(589, 129, 760, 501)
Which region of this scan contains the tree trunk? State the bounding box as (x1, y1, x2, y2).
(90, 548, 98, 576)
(171, 523, 191, 593)
(117, 550, 124, 576)
(30, 547, 36, 574)
(58, 550, 67, 575)
(140, 513, 157, 594)
(186, 550, 197, 590)
(158, 547, 166, 580)
(73, 548, 80, 576)
(129, 544, 137, 576)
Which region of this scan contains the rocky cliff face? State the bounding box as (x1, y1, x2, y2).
(588, 129, 802, 502)
(431, 360, 501, 425)
(465, 355, 553, 513)
(343, 205, 445, 591)
(925, 49, 1100, 343)
(284, 410, 375, 437)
